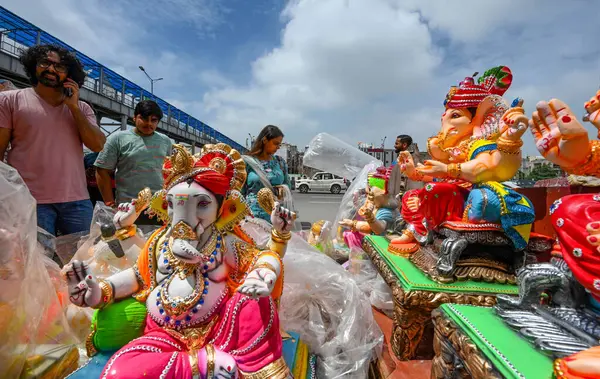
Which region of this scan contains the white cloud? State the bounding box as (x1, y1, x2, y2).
(2, 0, 599, 157)
(201, 0, 441, 146)
(200, 0, 600, 155)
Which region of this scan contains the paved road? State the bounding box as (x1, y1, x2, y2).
(292, 191, 344, 225)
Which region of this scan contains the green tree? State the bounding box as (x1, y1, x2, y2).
(527, 164, 560, 181)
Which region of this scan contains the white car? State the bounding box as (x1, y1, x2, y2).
(296, 172, 347, 194)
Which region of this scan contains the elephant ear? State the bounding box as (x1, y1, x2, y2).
(471, 95, 509, 140)
(146, 190, 170, 224)
(214, 190, 252, 233)
(477, 66, 513, 96)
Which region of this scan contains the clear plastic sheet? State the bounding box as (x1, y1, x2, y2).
(302, 133, 382, 180)
(331, 162, 395, 317)
(57, 203, 146, 342)
(0, 162, 79, 378)
(347, 251, 394, 318)
(62, 203, 144, 278)
(331, 162, 381, 242)
(241, 218, 384, 379)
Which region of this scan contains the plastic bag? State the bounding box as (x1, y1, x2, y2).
(63, 202, 145, 278)
(0, 162, 79, 378)
(303, 133, 382, 180)
(331, 161, 381, 242)
(241, 218, 384, 379)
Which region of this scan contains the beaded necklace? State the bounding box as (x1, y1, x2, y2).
(155, 232, 223, 323)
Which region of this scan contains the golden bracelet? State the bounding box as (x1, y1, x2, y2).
(91, 279, 114, 309)
(496, 137, 523, 155)
(447, 163, 462, 179)
(205, 344, 215, 379)
(256, 251, 283, 265)
(115, 224, 137, 241)
(271, 229, 291, 243)
(351, 220, 358, 231)
(252, 261, 278, 274)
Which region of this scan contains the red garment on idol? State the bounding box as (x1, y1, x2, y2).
(401, 182, 469, 237)
(551, 194, 600, 301)
(101, 293, 282, 378)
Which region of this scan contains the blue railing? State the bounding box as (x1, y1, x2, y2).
(0, 6, 246, 152)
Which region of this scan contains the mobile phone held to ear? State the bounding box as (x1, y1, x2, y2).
(64, 87, 73, 97)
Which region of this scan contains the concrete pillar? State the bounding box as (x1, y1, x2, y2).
(120, 114, 128, 131)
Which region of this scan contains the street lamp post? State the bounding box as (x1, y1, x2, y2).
(138, 66, 163, 94)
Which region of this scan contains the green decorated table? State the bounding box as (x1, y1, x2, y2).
(432, 304, 554, 378)
(362, 235, 519, 361)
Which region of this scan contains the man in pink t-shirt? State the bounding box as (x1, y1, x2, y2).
(0, 44, 106, 236)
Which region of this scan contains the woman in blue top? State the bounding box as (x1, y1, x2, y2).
(242, 125, 292, 222)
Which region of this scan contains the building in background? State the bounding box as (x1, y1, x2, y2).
(516, 156, 563, 179)
(359, 142, 426, 167)
(275, 142, 303, 174)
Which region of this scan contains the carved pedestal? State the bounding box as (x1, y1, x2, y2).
(431, 309, 500, 378)
(362, 236, 512, 361)
(431, 304, 554, 379)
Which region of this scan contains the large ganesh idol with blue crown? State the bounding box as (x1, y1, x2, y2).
(388, 66, 552, 284)
(64, 143, 296, 379)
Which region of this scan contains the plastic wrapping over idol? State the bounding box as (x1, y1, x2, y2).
(303, 132, 383, 180)
(0, 162, 80, 379)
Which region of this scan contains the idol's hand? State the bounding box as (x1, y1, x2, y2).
(358, 200, 375, 219)
(398, 151, 416, 178)
(113, 202, 138, 229)
(237, 267, 277, 299)
(584, 89, 600, 130)
(271, 202, 295, 233)
(499, 99, 529, 143)
(63, 260, 101, 308)
(416, 160, 448, 178)
(199, 347, 239, 379)
(585, 221, 600, 254)
(338, 219, 354, 228)
(530, 99, 590, 169)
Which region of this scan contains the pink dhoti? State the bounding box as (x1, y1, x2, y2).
(343, 230, 365, 250)
(101, 293, 282, 379)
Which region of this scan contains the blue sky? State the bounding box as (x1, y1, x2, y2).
(3, 0, 600, 155)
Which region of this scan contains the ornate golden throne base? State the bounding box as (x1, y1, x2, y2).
(410, 245, 516, 285)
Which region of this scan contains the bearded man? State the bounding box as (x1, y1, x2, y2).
(388, 134, 423, 200)
(0, 44, 105, 236)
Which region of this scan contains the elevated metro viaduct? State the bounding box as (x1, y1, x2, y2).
(0, 5, 246, 153)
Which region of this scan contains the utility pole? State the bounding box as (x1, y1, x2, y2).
(138, 66, 163, 94)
